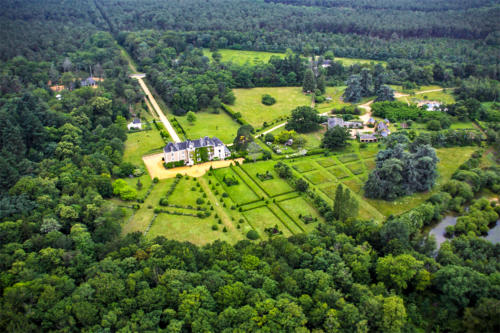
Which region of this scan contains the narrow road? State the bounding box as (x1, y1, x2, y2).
(132, 76, 181, 143)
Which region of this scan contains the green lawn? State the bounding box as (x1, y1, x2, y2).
(241, 161, 294, 197)
(232, 87, 311, 128)
(213, 168, 261, 205)
(304, 171, 335, 185)
(345, 162, 365, 175)
(449, 122, 476, 130)
(174, 110, 241, 144)
(335, 57, 386, 67)
(338, 153, 360, 163)
(278, 196, 323, 232)
(147, 213, 243, 245)
(316, 86, 349, 112)
(327, 166, 350, 179)
(292, 162, 317, 173)
(168, 178, 208, 208)
(203, 48, 285, 66)
(244, 206, 292, 238)
(317, 158, 337, 168)
(123, 129, 165, 165)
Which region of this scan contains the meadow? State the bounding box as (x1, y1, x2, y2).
(232, 87, 312, 128)
(203, 48, 285, 65)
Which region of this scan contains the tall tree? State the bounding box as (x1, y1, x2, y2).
(302, 68, 316, 92)
(286, 106, 321, 133)
(343, 75, 362, 103)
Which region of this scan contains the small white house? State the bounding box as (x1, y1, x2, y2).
(127, 118, 142, 130)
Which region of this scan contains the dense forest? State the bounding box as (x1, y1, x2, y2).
(0, 0, 499, 332)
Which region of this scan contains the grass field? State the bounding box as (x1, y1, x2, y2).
(345, 162, 365, 175)
(293, 162, 317, 173)
(213, 168, 260, 204)
(241, 161, 294, 197)
(304, 171, 335, 185)
(449, 122, 476, 130)
(327, 166, 350, 179)
(147, 213, 243, 244)
(338, 153, 360, 163)
(317, 158, 336, 168)
(316, 86, 349, 112)
(278, 196, 322, 231)
(174, 110, 241, 144)
(335, 57, 386, 67)
(244, 206, 292, 238)
(232, 87, 311, 127)
(203, 48, 285, 65)
(123, 129, 165, 164)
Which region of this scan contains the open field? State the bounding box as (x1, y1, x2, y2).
(335, 57, 386, 67)
(174, 110, 240, 144)
(232, 87, 311, 127)
(316, 86, 349, 112)
(203, 48, 285, 65)
(304, 170, 335, 185)
(243, 206, 292, 237)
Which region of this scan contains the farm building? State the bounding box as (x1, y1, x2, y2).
(359, 134, 378, 143)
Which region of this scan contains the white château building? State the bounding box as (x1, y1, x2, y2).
(163, 136, 231, 166)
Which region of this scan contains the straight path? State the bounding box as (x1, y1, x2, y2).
(133, 76, 181, 143)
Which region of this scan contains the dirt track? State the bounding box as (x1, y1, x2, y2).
(142, 153, 244, 179)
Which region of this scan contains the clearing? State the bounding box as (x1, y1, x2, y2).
(231, 87, 312, 128)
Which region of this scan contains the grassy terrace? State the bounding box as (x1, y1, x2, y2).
(232, 87, 311, 128)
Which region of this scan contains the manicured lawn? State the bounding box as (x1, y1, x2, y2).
(345, 162, 365, 175)
(244, 206, 292, 238)
(123, 129, 165, 165)
(168, 177, 208, 208)
(213, 168, 260, 204)
(203, 48, 285, 66)
(232, 87, 311, 128)
(278, 196, 322, 231)
(338, 153, 360, 163)
(304, 171, 335, 185)
(270, 126, 324, 150)
(241, 161, 294, 197)
(292, 162, 317, 173)
(174, 110, 240, 144)
(147, 213, 243, 245)
(317, 158, 336, 168)
(327, 166, 350, 179)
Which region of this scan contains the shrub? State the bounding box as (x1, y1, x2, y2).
(222, 192, 229, 198)
(239, 219, 244, 223)
(223, 227, 227, 232)
(153, 177, 159, 183)
(261, 94, 276, 106)
(196, 198, 205, 205)
(212, 225, 218, 231)
(247, 230, 259, 240)
(159, 198, 169, 206)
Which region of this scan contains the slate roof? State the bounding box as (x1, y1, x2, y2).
(81, 77, 97, 86)
(360, 134, 376, 140)
(164, 136, 225, 153)
(377, 122, 389, 131)
(132, 118, 141, 124)
(368, 117, 375, 123)
(328, 117, 344, 128)
(380, 130, 389, 137)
